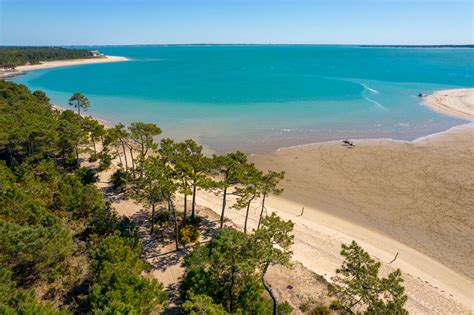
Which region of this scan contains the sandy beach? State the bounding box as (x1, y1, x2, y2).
(89, 88, 473, 313)
(0, 55, 128, 78)
(238, 88, 474, 313)
(424, 89, 474, 121)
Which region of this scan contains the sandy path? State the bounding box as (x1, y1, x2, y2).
(423, 89, 474, 121)
(1, 55, 128, 78)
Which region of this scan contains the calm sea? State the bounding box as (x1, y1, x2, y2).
(12, 45, 474, 153)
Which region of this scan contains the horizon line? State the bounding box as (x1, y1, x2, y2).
(1, 43, 473, 48)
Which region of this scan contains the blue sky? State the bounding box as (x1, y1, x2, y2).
(1, 0, 472, 45)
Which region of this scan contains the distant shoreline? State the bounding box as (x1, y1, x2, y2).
(3, 44, 472, 48)
(0, 55, 128, 79)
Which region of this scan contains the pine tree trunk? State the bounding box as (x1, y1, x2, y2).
(229, 264, 236, 312)
(257, 193, 267, 230)
(75, 144, 80, 168)
(150, 202, 155, 234)
(262, 261, 277, 315)
(183, 194, 187, 222)
(116, 147, 123, 168)
(244, 195, 256, 234)
(129, 147, 136, 179)
(220, 186, 227, 230)
(191, 182, 197, 220)
(121, 141, 128, 174)
(168, 198, 179, 251)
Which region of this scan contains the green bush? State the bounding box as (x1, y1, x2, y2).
(98, 152, 112, 171)
(179, 224, 199, 245)
(0, 221, 73, 282)
(89, 152, 99, 162)
(76, 167, 98, 185)
(156, 210, 173, 227)
(111, 169, 127, 190)
(63, 154, 78, 170)
(54, 175, 104, 219)
(182, 294, 228, 314)
(329, 300, 343, 311)
(0, 267, 64, 314)
(311, 304, 331, 315)
(87, 235, 167, 313)
(277, 301, 294, 315)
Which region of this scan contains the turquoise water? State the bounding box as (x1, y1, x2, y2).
(12, 46, 474, 153)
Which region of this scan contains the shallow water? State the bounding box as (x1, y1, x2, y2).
(12, 45, 473, 153)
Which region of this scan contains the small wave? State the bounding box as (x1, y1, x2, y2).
(361, 83, 379, 94)
(364, 95, 388, 111)
(360, 83, 387, 110)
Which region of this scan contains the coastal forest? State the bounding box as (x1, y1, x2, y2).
(0, 80, 408, 314)
(0, 47, 97, 69)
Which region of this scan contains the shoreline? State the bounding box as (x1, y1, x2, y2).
(0, 55, 128, 79)
(80, 87, 473, 313)
(422, 88, 474, 121)
(271, 121, 473, 153)
(272, 88, 473, 153)
(248, 88, 474, 313)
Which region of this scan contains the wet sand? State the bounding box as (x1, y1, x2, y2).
(242, 89, 474, 313)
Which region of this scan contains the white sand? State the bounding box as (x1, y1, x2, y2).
(423, 88, 474, 121)
(1, 55, 128, 78)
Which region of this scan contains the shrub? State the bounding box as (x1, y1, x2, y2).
(311, 304, 331, 315)
(64, 154, 78, 170)
(111, 169, 127, 190)
(76, 167, 98, 185)
(98, 152, 112, 171)
(277, 301, 294, 315)
(184, 215, 203, 226)
(182, 293, 227, 314)
(329, 300, 343, 311)
(87, 235, 167, 313)
(0, 267, 63, 314)
(179, 224, 199, 246)
(0, 221, 73, 282)
(89, 152, 99, 162)
(156, 210, 173, 227)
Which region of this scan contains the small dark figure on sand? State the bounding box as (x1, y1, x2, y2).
(342, 140, 355, 148)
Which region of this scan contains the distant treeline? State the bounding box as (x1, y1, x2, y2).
(358, 44, 474, 48)
(0, 47, 96, 69)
